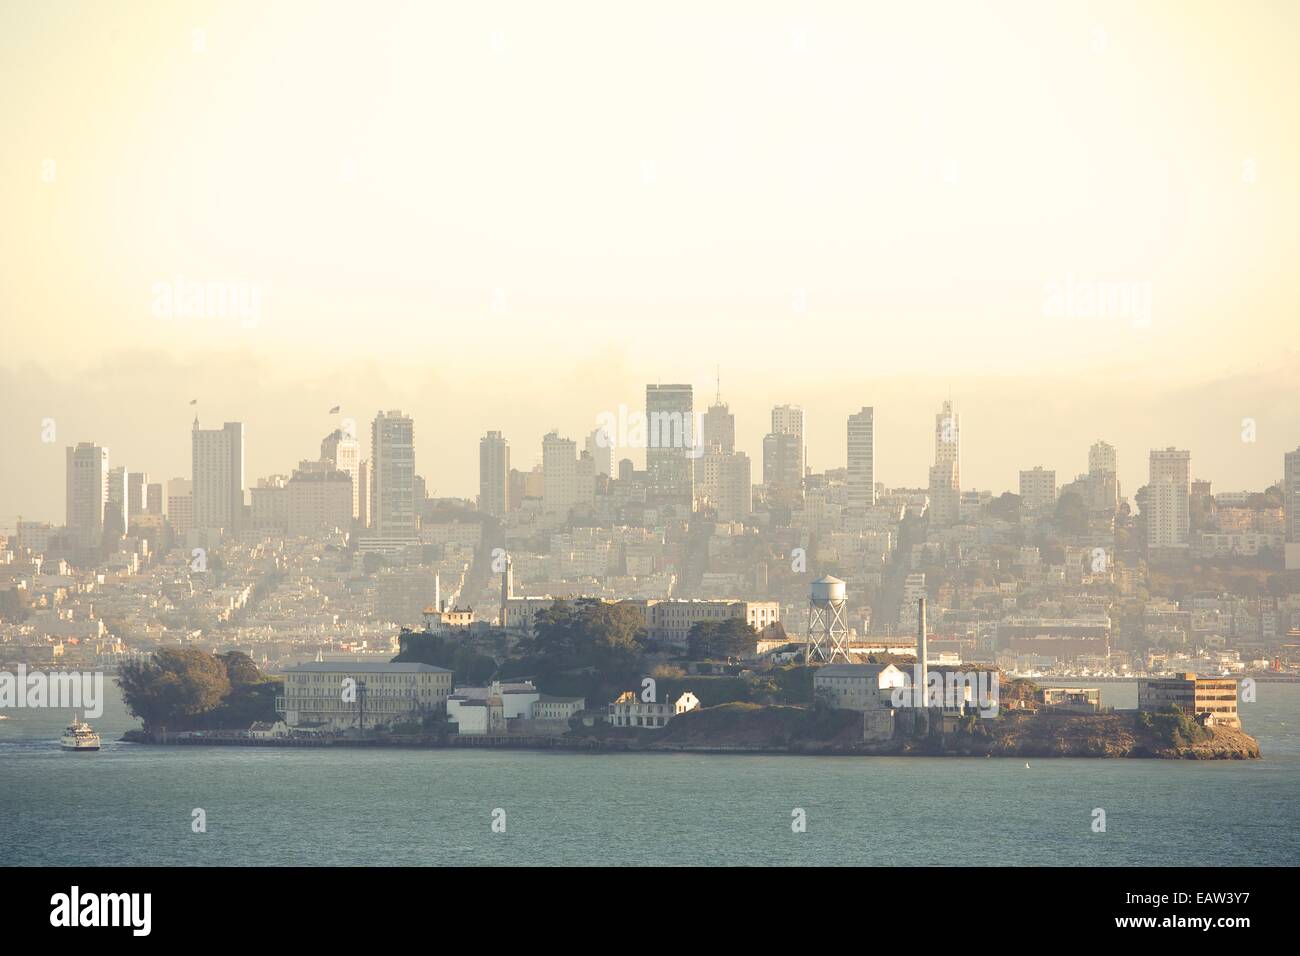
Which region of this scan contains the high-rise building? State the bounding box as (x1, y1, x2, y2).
(763, 432, 803, 507)
(65, 442, 109, 550)
(771, 404, 805, 474)
(585, 426, 615, 479)
(542, 431, 578, 518)
(1148, 447, 1191, 550)
(104, 466, 128, 540)
(166, 477, 193, 535)
(701, 378, 736, 455)
(357, 458, 371, 528)
(1089, 440, 1117, 477)
(146, 481, 164, 516)
(192, 419, 245, 534)
(847, 407, 875, 511)
(321, 427, 361, 520)
(700, 447, 752, 522)
(1019, 466, 1057, 513)
(370, 411, 415, 539)
(479, 431, 510, 517)
(1285, 447, 1300, 570)
(127, 471, 149, 521)
(646, 383, 695, 513)
(929, 400, 961, 526)
(934, 400, 960, 484)
(287, 466, 353, 535)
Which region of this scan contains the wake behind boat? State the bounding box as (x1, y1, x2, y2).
(61, 714, 100, 752)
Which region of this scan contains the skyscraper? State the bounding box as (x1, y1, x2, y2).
(1148, 447, 1191, 550)
(646, 383, 695, 513)
(847, 407, 875, 511)
(65, 442, 108, 550)
(1285, 447, 1300, 570)
(542, 431, 578, 518)
(929, 400, 961, 526)
(771, 404, 805, 475)
(321, 427, 361, 520)
(192, 419, 245, 533)
(479, 430, 510, 517)
(701, 374, 736, 455)
(127, 471, 149, 521)
(104, 466, 128, 541)
(763, 432, 803, 507)
(370, 411, 415, 539)
(1089, 440, 1117, 477)
(585, 426, 615, 479)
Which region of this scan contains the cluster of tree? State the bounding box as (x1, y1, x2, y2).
(392, 632, 497, 684)
(117, 649, 280, 732)
(525, 599, 649, 672)
(686, 618, 757, 660)
(0, 587, 32, 624)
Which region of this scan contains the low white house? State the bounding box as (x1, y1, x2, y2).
(813, 663, 907, 712)
(608, 690, 700, 728)
(447, 681, 541, 735)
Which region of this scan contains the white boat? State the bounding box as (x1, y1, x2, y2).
(61, 714, 100, 751)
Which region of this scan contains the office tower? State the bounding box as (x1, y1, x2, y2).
(700, 447, 751, 522)
(166, 477, 193, 534)
(771, 404, 805, 475)
(928, 400, 961, 526)
(370, 411, 415, 539)
(1285, 448, 1300, 570)
(357, 458, 371, 527)
(413, 475, 427, 523)
(127, 471, 148, 521)
(763, 432, 803, 507)
(1019, 466, 1057, 513)
(287, 467, 352, 535)
(847, 407, 875, 511)
(104, 466, 128, 540)
(321, 427, 361, 520)
(701, 375, 736, 455)
(479, 431, 510, 517)
(146, 482, 164, 515)
(934, 400, 960, 483)
(646, 383, 695, 512)
(1148, 447, 1191, 550)
(192, 419, 245, 533)
(585, 426, 616, 479)
(251, 475, 290, 532)
(1089, 440, 1117, 477)
(65, 442, 109, 549)
(542, 431, 578, 517)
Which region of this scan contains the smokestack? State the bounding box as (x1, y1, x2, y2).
(917, 596, 928, 707)
(434, 573, 441, 614)
(500, 556, 513, 622)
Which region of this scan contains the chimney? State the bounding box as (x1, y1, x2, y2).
(434, 573, 441, 614)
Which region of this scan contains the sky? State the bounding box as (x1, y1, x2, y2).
(2, 1, 1298, 526)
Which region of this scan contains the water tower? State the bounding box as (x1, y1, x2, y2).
(807, 575, 850, 663)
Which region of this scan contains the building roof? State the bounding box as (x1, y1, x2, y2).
(815, 663, 899, 678)
(284, 662, 451, 674)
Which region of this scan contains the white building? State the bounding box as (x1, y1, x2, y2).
(321, 427, 361, 520)
(277, 661, 452, 730)
(65, 442, 109, 549)
(813, 663, 907, 711)
(1148, 447, 1191, 550)
(371, 410, 416, 540)
(542, 431, 578, 518)
(608, 690, 700, 728)
(192, 419, 245, 534)
(847, 407, 875, 511)
(1019, 466, 1057, 514)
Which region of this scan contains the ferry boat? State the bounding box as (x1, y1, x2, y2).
(60, 715, 100, 751)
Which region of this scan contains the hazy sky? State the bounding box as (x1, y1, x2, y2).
(2, 1, 1298, 526)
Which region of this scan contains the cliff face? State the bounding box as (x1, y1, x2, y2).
(643, 706, 1262, 759)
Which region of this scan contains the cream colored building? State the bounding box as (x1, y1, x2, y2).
(608, 690, 700, 728)
(277, 661, 452, 730)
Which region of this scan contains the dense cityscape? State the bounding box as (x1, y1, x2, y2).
(0, 384, 1296, 746)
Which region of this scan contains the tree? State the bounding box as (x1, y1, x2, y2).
(687, 618, 756, 659)
(117, 648, 231, 732)
(1054, 492, 1090, 535)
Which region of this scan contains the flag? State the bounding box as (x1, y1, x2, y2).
(189, 399, 197, 405)
(328, 405, 340, 414)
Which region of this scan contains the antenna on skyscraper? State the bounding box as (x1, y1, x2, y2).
(715, 365, 721, 405)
